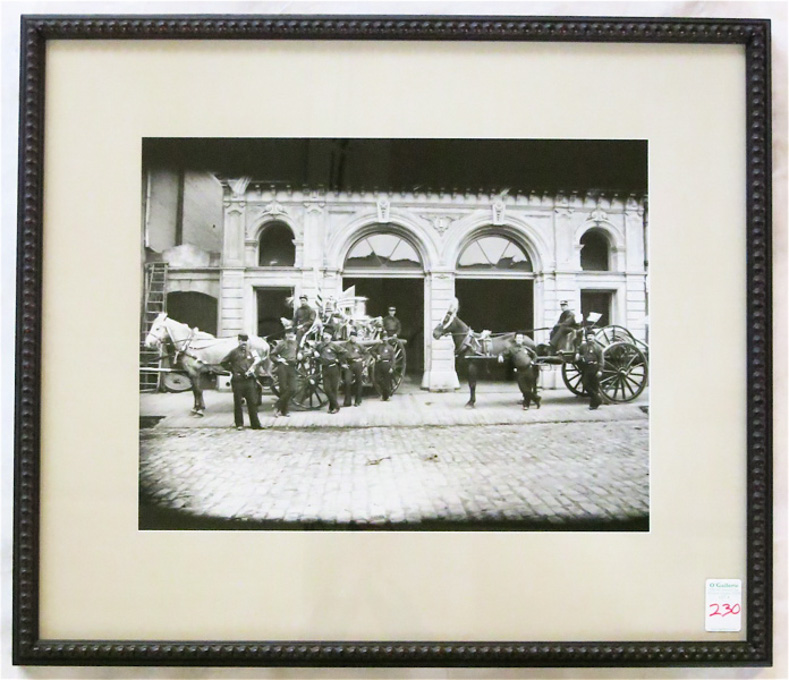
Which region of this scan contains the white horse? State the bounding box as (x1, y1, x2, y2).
(144, 313, 270, 416)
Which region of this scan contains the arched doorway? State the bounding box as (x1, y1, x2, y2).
(342, 230, 425, 380)
(454, 231, 534, 380)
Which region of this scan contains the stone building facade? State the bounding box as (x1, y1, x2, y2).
(144, 173, 648, 391)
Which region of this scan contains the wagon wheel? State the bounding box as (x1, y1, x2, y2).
(291, 358, 328, 411)
(373, 341, 407, 395)
(162, 371, 192, 393)
(599, 341, 649, 403)
(595, 325, 650, 354)
(593, 325, 633, 347)
(561, 361, 587, 396)
(156, 354, 192, 393)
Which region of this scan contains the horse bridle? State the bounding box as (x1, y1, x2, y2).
(149, 320, 198, 364)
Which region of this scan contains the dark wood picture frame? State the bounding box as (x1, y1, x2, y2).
(13, 14, 772, 668)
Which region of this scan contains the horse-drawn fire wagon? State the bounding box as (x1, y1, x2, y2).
(141, 293, 407, 415)
(274, 294, 407, 410)
(433, 300, 648, 407)
(535, 316, 649, 404)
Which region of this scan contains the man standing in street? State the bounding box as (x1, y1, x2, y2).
(382, 305, 402, 338)
(220, 333, 263, 430)
(293, 294, 316, 344)
(270, 328, 300, 417)
(315, 329, 345, 414)
(373, 332, 396, 401)
(576, 328, 605, 410)
(342, 330, 367, 407)
(498, 333, 541, 410)
(549, 299, 579, 353)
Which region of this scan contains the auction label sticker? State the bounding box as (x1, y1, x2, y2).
(705, 579, 742, 632)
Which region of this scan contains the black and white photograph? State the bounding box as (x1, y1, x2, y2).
(139, 138, 649, 531)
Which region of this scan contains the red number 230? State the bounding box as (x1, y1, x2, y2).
(709, 603, 741, 617)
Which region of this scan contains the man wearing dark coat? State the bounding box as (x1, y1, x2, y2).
(499, 333, 541, 409)
(293, 294, 316, 343)
(382, 306, 402, 338)
(220, 334, 263, 430)
(576, 328, 605, 410)
(270, 329, 299, 417)
(342, 330, 367, 407)
(549, 300, 579, 352)
(372, 333, 397, 401)
(314, 330, 345, 414)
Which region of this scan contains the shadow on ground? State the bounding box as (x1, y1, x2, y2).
(139, 495, 649, 532)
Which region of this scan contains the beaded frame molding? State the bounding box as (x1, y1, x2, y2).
(14, 14, 772, 668)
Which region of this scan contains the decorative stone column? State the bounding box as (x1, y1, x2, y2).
(423, 270, 460, 391)
(219, 178, 249, 336)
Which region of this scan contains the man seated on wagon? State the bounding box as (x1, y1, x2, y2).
(382, 306, 402, 338)
(293, 294, 316, 344)
(549, 300, 580, 353)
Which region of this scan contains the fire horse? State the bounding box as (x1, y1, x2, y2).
(432, 299, 539, 409)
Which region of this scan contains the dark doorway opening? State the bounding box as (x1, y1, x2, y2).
(342, 277, 424, 377)
(454, 279, 534, 381)
(581, 290, 613, 327)
(257, 287, 293, 341)
(166, 292, 218, 335)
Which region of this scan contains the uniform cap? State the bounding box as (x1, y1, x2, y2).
(349, 330, 358, 336)
(560, 300, 569, 306)
(299, 294, 308, 300)
(238, 333, 249, 341)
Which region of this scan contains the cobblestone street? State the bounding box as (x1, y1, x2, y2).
(140, 383, 649, 531)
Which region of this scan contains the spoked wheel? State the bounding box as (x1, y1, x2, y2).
(561, 361, 587, 396)
(291, 361, 328, 411)
(391, 341, 406, 393)
(595, 325, 650, 354)
(600, 341, 649, 403)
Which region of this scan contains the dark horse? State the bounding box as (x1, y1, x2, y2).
(432, 301, 539, 409)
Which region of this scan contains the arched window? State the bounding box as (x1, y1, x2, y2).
(258, 222, 295, 266)
(344, 231, 422, 270)
(580, 230, 610, 271)
(457, 234, 532, 271)
(166, 292, 218, 336)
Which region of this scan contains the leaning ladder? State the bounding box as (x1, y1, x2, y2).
(140, 262, 169, 392)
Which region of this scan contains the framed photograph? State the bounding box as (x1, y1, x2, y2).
(13, 13, 772, 667)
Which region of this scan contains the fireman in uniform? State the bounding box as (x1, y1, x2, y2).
(342, 330, 367, 407)
(576, 328, 605, 410)
(382, 306, 402, 338)
(270, 328, 300, 417)
(372, 332, 397, 401)
(498, 333, 541, 410)
(293, 294, 316, 344)
(314, 329, 345, 414)
(220, 333, 263, 430)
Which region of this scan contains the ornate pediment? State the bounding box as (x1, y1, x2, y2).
(429, 215, 455, 235)
(377, 197, 391, 222)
